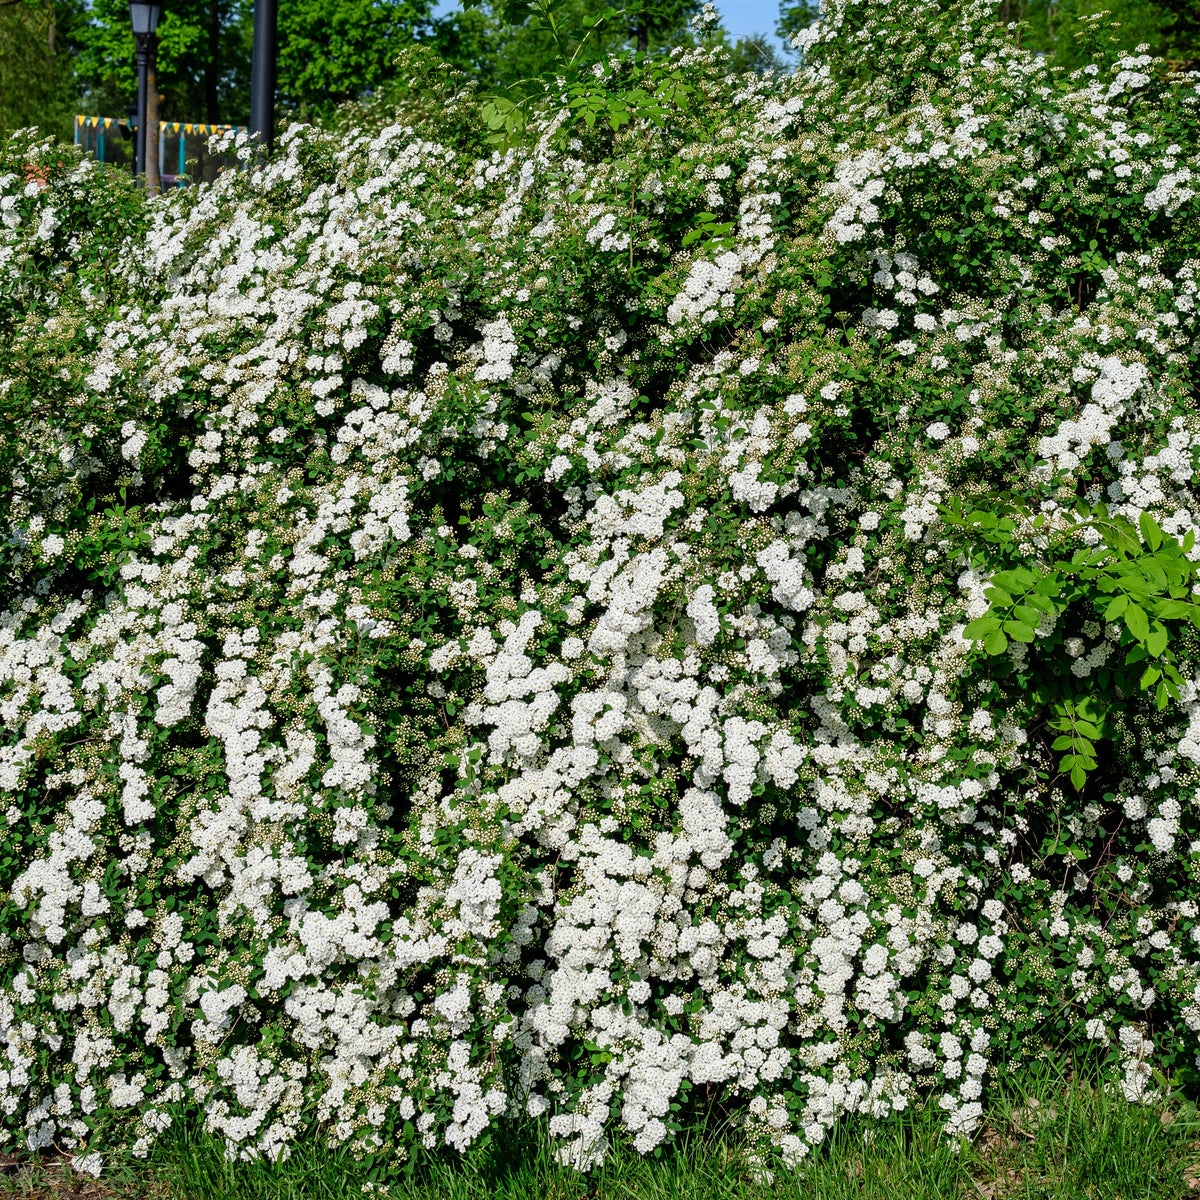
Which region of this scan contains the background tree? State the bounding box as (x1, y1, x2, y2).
(996, 0, 1200, 68)
(426, 3, 506, 83)
(445, 0, 701, 91)
(26, 0, 1199, 154)
(0, 0, 85, 141)
(275, 0, 438, 118)
(69, 0, 251, 126)
(1157, 0, 1200, 63)
(776, 0, 819, 50)
(617, 0, 699, 53)
(1003, 0, 1172, 68)
(722, 30, 789, 73)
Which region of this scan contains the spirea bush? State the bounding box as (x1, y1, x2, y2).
(3, 0, 1200, 1176)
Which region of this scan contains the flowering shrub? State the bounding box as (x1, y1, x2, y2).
(3, 0, 1200, 1176)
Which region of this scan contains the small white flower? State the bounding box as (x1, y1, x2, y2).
(71, 1153, 104, 1178)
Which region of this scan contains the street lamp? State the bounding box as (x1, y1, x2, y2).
(129, 2, 163, 182)
(250, 0, 278, 153)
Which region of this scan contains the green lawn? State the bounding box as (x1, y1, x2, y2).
(0, 1068, 1194, 1200)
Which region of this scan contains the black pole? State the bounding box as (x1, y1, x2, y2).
(250, 0, 277, 152)
(134, 32, 150, 179)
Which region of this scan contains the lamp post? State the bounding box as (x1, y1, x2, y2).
(128, 2, 163, 182)
(250, 0, 277, 153)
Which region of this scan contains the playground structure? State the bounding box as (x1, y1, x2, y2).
(73, 117, 247, 185)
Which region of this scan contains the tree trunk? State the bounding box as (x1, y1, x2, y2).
(636, 21, 648, 54)
(205, 0, 220, 124)
(146, 61, 161, 193)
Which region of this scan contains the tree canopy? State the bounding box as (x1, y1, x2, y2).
(5, 0, 1200, 142)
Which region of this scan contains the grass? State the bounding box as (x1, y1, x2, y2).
(0, 1065, 1196, 1200)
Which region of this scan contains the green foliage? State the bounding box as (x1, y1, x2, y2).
(276, 0, 439, 117)
(304, 2, 717, 144)
(722, 32, 789, 76)
(949, 499, 1200, 788)
(1004, 0, 1174, 70)
(996, 0, 1200, 70)
(0, 129, 146, 556)
(450, 0, 701, 88)
(67, 0, 436, 126)
(478, 47, 698, 150)
(0, 0, 79, 141)
(320, 44, 488, 154)
(68, 0, 252, 126)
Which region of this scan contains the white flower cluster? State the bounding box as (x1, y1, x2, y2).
(0, 0, 1199, 1178)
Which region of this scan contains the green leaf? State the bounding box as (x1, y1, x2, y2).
(1031, 576, 1064, 598)
(1024, 593, 1057, 615)
(983, 629, 1008, 655)
(1070, 763, 1088, 790)
(1145, 624, 1169, 658)
(1003, 620, 1036, 643)
(1141, 665, 1161, 688)
(992, 567, 1038, 591)
(1124, 604, 1149, 642)
(984, 588, 1014, 607)
(1155, 599, 1192, 620)
(1139, 511, 1163, 551)
(1103, 593, 1128, 621)
(1143, 559, 1169, 589)
(963, 616, 1001, 639)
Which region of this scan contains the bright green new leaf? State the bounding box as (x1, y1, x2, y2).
(1104, 593, 1128, 621)
(1140, 511, 1163, 551)
(1124, 604, 1150, 643)
(1145, 624, 1169, 658)
(1003, 620, 1036, 643)
(963, 616, 1001, 639)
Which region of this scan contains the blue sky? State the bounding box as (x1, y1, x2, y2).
(430, 2, 788, 45)
(705, 1, 784, 40)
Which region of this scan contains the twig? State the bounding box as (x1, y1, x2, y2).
(628, 163, 639, 276)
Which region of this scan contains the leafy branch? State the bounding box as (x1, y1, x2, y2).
(466, 1, 697, 149)
(943, 498, 1200, 788)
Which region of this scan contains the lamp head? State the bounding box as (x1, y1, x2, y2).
(128, 1, 163, 35)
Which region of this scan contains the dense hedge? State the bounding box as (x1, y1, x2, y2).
(2, 0, 1200, 1177)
